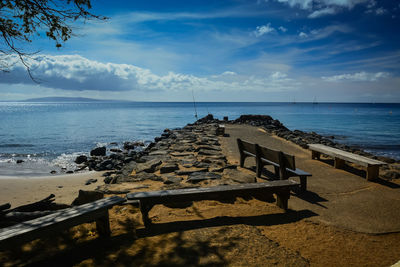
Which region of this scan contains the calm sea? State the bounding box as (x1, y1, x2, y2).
(0, 102, 399, 176)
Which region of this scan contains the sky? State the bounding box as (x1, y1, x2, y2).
(0, 0, 399, 102)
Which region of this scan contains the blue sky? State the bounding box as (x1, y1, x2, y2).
(0, 0, 399, 102)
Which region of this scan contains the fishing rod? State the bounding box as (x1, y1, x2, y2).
(192, 88, 198, 120)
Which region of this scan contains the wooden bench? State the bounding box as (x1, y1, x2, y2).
(308, 143, 387, 181)
(0, 196, 125, 250)
(216, 124, 225, 136)
(237, 139, 311, 191)
(126, 180, 299, 227)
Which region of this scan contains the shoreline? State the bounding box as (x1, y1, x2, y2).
(1, 113, 399, 207)
(0, 113, 398, 179)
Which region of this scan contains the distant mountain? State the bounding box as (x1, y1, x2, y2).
(23, 97, 114, 102)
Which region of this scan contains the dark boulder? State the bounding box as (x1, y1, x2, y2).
(75, 155, 88, 164)
(90, 146, 106, 156)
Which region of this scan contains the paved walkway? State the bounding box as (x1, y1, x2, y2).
(220, 124, 400, 234)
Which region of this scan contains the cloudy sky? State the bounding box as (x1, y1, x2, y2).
(1, 0, 399, 102)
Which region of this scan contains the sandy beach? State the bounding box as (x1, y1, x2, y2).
(0, 172, 103, 207)
(1, 120, 400, 266)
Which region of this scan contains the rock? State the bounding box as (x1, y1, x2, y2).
(170, 152, 194, 157)
(160, 163, 179, 174)
(85, 178, 97, 185)
(90, 146, 106, 156)
(50, 170, 57, 174)
(133, 172, 163, 182)
(123, 142, 136, 150)
(103, 176, 113, 184)
(223, 169, 256, 183)
(71, 190, 103, 206)
(16, 159, 24, 164)
(175, 168, 208, 175)
(75, 155, 88, 164)
(197, 150, 221, 156)
(149, 150, 169, 156)
(66, 170, 74, 174)
(134, 159, 162, 173)
(163, 175, 183, 185)
(193, 161, 210, 168)
(110, 148, 123, 153)
(382, 170, 400, 179)
(195, 145, 222, 152)
(133, 185, 150, 189)
(187, 172, 222, 183)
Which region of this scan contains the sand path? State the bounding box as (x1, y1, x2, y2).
(219, 124, 400, 234)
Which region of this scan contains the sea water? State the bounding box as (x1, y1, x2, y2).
(0, 101, 399, 176)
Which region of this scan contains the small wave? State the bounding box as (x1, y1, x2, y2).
(0, 144, 35, 148)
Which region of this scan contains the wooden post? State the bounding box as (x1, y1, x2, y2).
(96, 210, 111, 237)
(237, 139, 245, 167)
(255, 144, 262, 177)
(334, 158, 346, 169)
(140, 202, 153, 228)
(278, 152, 289, 180)
(276, 191, 290, 210)
(300, 176, 307, 192)
(366, 165, 379, 181)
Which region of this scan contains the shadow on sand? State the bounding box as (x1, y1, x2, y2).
(0, 209, 316, 266)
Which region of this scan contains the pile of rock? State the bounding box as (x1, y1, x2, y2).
(73, 141, 147, 173)
(100, 123, 254, 188)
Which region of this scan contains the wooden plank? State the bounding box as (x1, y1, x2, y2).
(308, 144, 386, 166)
(126, 180, 299, 200)
(238, 139, 257, 155)
(0, 196, 125, 248)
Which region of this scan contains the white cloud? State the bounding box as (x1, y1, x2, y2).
(278, 26, 288, 32)
(275, 0, 373, 17)
(254, 23, 275, 37)
(375, 7, 387, 15)
(321, 71, 390, 82)
(299, 32, 308, 38)
(270, 71, 288, 79)
(308, 7, 337, 18)
(0, 54, 299, 95)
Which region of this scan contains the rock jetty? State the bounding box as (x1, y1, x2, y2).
(73, 114, 399, 182)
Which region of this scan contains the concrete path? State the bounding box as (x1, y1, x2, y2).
(220, 124, 400, 234)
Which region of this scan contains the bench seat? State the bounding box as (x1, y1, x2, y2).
(237, 139, 311, 191)
(127, 180, 299, 227)
(0, 196, 125, 250)
(308, 143, 387, 180)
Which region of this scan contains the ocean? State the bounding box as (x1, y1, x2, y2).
(0, 101, 399, 177)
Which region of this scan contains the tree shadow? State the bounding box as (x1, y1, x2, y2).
(0, 208, 316, 266)
(136, 209, 317, 238)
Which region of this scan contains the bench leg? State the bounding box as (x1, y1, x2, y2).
(334, 158, 346, 169)
(299, 176, 307, 192)
(311, 150, 320, 160)
(276, 190, 290, 210)
(256, 160, 263, 177)
(273, 166, 280, 179)
(96, 210, 111, 237)
(366, 165, 379, 181)
(140, 202, 154, 228)
(239, 153, 246, 168)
